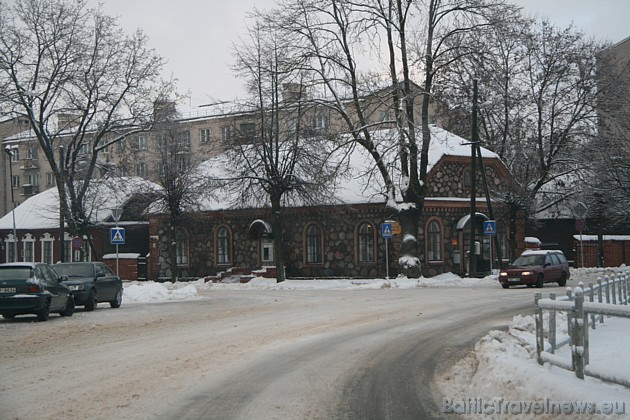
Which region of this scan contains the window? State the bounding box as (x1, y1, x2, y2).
(136, 135, 148, 150)
(157, 135, 166, 148)
(79, 143, 89, 155)
(41, 234, 54, 264)
(220, 126, 231, 141)
(239, 123, 256, 139)
(306, 224, 323, 264)
(176, 234, 189, 266)
(10, 148, 19, 162)
(427, 219, 442, 262)
(261, 240, 274, 263)
(11, 175, 20, 189)
(6, 235, 17, 263)
(312, 115, 328, 130)
(26, 147, 38, 160)
(358, 222, 375, 263)
(64, 237, 72, 263)
(463, 169, 471, 188)
(23, 235, 35, 262)
(200, 128, 211, 143)
(46, 172, 56, 186)
(135, 162, 148, 178)
(178, 131, 191, 151)
(217, 227, 231, 264)
(27, 174, 39, 186)
(117, 139, 126, 151)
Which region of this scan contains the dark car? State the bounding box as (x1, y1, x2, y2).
(498, 250, 570, 289)
(54, 262, 123, 311)
(0, 262, 75, 321)
(53, 262, 123, 311)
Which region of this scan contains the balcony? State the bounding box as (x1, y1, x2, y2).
(20, 159, 39, 170)
(22, 184, 40, 196)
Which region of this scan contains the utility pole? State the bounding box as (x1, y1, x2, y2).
(59, 145, 65, 262)
(468, 79, 479, 277)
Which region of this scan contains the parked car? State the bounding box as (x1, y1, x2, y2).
(0, 262, 75, 321)
(54, 262, 123, 311)
(498, 250, 570, 289)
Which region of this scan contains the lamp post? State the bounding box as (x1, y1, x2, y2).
(4, 146, 17, 262)
(111, 207, 123, 276)
(59, 145, 65, 262)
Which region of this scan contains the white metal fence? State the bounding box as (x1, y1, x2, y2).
(534, 268, 630, 387)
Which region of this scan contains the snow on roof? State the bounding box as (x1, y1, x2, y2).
(193, 125, 501, 211)
(574, 235, 630, 241)
(0, 177, 159, 231)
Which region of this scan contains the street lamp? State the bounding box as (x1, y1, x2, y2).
(4, 146, 17, 262)
(468, 79, 480, 277)
(111, 207, 123, 276)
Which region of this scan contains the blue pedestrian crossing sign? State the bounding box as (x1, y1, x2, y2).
(111, 227, 125, 245)
(483, 220, 496, 235)
(381, 222, 393, 238)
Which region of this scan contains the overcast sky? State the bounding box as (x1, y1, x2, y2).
(92, 0, 629, 107)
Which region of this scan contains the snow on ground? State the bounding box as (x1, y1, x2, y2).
(121, 268, 630, 418)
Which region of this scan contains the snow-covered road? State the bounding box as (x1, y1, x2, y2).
(0, 270, 628, 419)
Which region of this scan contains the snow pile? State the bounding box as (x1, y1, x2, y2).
(123, 279, 210, 303)
(438, 313, 630, 419)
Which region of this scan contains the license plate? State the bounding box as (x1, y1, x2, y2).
(508, 277, 521, 283)
(0, 287, 17, 293)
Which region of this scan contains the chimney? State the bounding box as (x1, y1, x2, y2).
(282, 83, 307, 103)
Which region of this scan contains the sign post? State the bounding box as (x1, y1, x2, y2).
(111, 208, 123, 277)
(381, 221, 393, 280)
(483, 220, 496, 274)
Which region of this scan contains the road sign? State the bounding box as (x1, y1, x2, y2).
(381, 222, 393, 238)
(483, 220, 496, 235)
(575, 218, 585, 232)
(72, 237, 84, 250)
(391, 221, 401, 235)
(111, 227, 125, 245)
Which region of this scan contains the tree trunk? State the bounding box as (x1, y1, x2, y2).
(398, 206, 422, 278)
(271, 198, 286, 283)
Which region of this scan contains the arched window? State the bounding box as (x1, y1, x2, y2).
(176, 231, 189, 266)
(305, 224, 322, 264)
(357, 222, 375, 263)
(217, 226, 231, 265)
(427, 219, 442, 262)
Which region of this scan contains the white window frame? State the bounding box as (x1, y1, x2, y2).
(200, 128, 211, 143)
(40, 233, 54, 264)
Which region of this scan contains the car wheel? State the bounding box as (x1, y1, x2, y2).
(37, 300, 50, 321)
(110, 289, 122, 308)
(558, 272, 567, 287)
(60, 297, 75, 317)
(536, 274, 544, 288)
(2, 313, 16, 319)
(85, 290, 96, 311)
(501, 283, 509, 289)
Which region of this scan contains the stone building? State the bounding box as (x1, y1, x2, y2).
(147, 126, 525, 281)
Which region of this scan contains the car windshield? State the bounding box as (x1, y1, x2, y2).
(54, 264, 95, 277)
(511, 255, 545, 267)
(0, 267, 33, 280)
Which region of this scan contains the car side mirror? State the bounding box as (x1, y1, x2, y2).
(96, 273, 105, 278)
(59, 275, 69, 282)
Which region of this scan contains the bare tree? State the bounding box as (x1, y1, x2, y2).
(0, 0, 172, 252)
(434, 17, 604, 217)
(229, 14, 339, 282)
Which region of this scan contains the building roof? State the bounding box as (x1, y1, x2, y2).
(0, 177, 158, 231)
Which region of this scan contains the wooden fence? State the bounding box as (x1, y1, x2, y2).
(534, 269, 630, 387)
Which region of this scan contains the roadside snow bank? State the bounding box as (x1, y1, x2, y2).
(437, 314, 630, 419)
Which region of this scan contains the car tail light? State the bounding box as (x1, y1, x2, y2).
(27, 284, 41, 293)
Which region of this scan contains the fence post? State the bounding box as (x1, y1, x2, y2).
(612, 275, 617, 305)
(597, 278, 604, 324)
(605, 276, 611, 305)
(588, 282, 595, 330)
(535, 293, 544, 365)
(625, 274, 629, 305)
(566, 288, 573, 338)
(549, 292, 556, 353)
(572, 287, 585, 379)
